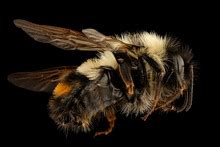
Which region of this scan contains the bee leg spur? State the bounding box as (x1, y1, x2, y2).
(94, 110, 116, 137)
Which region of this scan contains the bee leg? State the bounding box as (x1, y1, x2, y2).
(94, 109, 116, 137)
(160, 104, 176, 112)
(142, 83, 162, 121)
(159, 61, 193, 112)
(141, 54, 165, 121)
(117, 62, 135, 99)
(156, 89, 181, 111)
(155, 78, 187, 112)
(142, 86, 161, 121)
(161, 83, 189, 113)
(157, 61, 193, 113)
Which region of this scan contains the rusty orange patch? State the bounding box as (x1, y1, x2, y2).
(53, 82, 72, 97)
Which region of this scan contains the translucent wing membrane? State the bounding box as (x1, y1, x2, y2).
(8, 66, 74, 93)
(14, 19, 109, 51)
(14, 19, 139, 57)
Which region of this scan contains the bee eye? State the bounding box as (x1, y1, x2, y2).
(117, 58, 124, 63)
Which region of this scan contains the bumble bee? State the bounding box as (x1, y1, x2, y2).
(8, 19, 194, 136)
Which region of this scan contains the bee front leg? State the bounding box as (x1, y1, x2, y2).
(94, 109, 116, 137)
(156, 90, 181, 112)
(158, 59, 194, 113)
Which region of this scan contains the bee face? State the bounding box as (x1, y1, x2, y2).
(8, 19, 195, 136)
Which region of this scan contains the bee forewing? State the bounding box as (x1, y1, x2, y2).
(14, 19, 140, 54)
(14, 19, 108, 51)
(83, 28, 135, 52)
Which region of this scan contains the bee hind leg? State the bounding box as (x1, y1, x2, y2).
(94, 109, 116, 137)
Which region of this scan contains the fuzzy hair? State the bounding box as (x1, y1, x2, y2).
(116, 32, 170, 59)
(121, 89, 153, 116)
(76, 51, 118, 80)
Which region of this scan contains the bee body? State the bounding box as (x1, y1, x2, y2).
(8, 19, 194, 136)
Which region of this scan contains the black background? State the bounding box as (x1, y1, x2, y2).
(0, 1, 216, 146)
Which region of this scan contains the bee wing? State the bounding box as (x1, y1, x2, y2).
(82, 29, 130, 51)
(8, 66, 74, 93)
(14, 19, 140, 56)
(14, 19, 109, 51)
(82, 28, 139, 58)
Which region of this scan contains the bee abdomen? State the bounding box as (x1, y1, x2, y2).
(49, 94, 92, 132)
(48, 71, 124, 133)
(49, 73, 92, 132)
